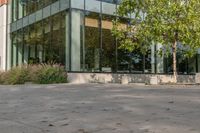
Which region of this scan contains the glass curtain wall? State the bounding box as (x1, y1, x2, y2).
(116, 18, 147, 73)
(11, 32, 17, 67)
(101, 15, 116, 72)
(197, 54, 200, 73)
(10, 0, 200, 74)
(51, 13, 66, 65)
(11, 0, 59, 21)
(84, 12, 101, 72)
(11, 11, 67, 66)
(164, 54, 197, 74)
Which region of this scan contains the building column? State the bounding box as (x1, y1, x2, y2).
(6, 26, 12, 70)
(151, 44, 156, 73)
(70, 10, 83, 71)
(151, 43, 164, 73)
(0, 4, 7, 70)
(65, 12, 70, 71)
(156, 44, 164, 73)
(6, 3, 12, 70)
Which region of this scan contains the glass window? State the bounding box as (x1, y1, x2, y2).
(42, 12, 66, 64)
(43, 17, 51, 62)
(117, 18, 144, 73)
(85, 0, 101, 12)
(28, 24, 37, 64)
(51, 13, 65, 65)
(71, 0, 84, 9)
(101, 15, 116, 72)
(12, 0, 18, 21)
(144, 50, 151, 73)
(188, 56, 197, 74)
(43, 0, 52, 7)
(164, 53, 196, 74)
(17, 30, 23, 65)
(18, 0, 23, 19)
(23, 26, 29, 64)
(35, 21, 43, 63)
(164, 55, 173, 74)
(177, 53, 187, 74)
(22, 0, 29, 16)
(197, 54, 200, 73)
(11, 11, 67, 68)
(96, 0, 118, 4)
(11, 32, 17, 67)
(12, 0, 61, 21)
(84, 12, 101, 72)
(29, 1, 37, 14)
(102, 1, 116, 15)
(118, 49, 144, 73)
(60, 12, 67, 66)
(36, 0, 44, 9)
(11, 30, 23, 66)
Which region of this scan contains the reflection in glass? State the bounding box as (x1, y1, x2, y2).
(23, 27, 29, 64)
(188, 56, 196, 74)
(144, 50, 151, 73)
(17, 30, 23, 65)
(11, 11, 67, 67)
(101, 15, 116, 72)
(11, 32, 17, 67)
(10, 2, 200, 74)
(177, 54, 187, 74)
(12, 0, 60, 21)
(84, 12, 100, 72)
(51, 13, 65, 65)
(118, 49, 143, 73)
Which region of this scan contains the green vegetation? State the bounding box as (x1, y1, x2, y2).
(35, 65, 68, 84)
(0, 64, 68, 85)
(113, 0, 200, 83)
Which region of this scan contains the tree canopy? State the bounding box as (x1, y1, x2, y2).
(113, 0, 200, 82)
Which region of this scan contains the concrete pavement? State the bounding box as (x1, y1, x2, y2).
(0, 84, 199, 133)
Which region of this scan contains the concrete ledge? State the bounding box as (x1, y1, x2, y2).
(195, 73, 200, 84)
(68, 73, 195, 84)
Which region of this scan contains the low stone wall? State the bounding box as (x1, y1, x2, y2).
(195, 73, 200, 84)
(68, 73, 195, 84)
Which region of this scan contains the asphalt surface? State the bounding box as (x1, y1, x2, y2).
(0, 84, 200, 133)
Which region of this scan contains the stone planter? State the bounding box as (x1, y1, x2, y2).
(195, 73, 200, 84)
(121, 75, 129, 84)
(150, 76, 158, 85)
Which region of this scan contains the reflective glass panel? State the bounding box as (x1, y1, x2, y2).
(84, 12, 100, 72)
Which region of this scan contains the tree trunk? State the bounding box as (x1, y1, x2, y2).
(172, 40, 177, 83)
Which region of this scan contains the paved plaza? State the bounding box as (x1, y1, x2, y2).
(0, 84, 200, 133)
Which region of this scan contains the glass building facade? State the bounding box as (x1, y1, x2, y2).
(9, 0, 200, 74)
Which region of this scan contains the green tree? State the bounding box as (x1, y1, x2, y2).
(113, 0, 200, 83)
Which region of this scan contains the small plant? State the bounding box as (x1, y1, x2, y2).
(1, 66, 29, 85)
(0, 72, 5, 84)
(34, 64, 68, 84)
(0, 64, 68, 85)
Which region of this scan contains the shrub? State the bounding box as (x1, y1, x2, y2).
(0, 72, 5, 84)
(27, 64, 43, 82)
(0, 64, 68, 85)
(34, 64, 68, 84)
(1, 66, 30, 85)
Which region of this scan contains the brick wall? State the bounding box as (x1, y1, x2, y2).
(0, 0, 8, 6)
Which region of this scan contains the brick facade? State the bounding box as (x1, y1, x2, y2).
(0, 0, 8, 6)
